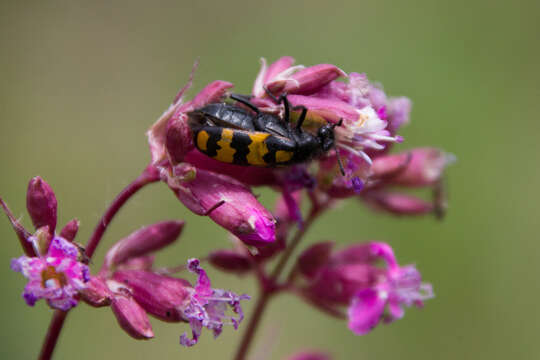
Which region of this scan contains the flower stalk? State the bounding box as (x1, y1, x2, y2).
(38, 165, 160, 360)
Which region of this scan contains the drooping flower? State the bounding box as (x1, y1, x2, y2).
(2, 177, 89, 311)
(296, 241, 433, 335)
(84, 220, 250, 345)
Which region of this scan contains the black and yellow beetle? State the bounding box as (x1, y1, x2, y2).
(187, 89, 344, 172)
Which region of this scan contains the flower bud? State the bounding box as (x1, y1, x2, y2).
(26, 177, 57, 235)
(112, 270, 192, 322)
(59, 219, 80, 242)
(111, 291, 154, 339)
(105, 221, 184, 269)
(165, 113, 193, 164)
(264, 56, 295, 84)
(208, 250, 252, 274)
(363, 192, 434, 216)
(297, 242, 334, 279)
(147, 79, 233, 165)
(165, 164, 276, 246)
(372, 148, 454, 187)
(387, 97, 412, 133)
(288, 351, 332, 360)
(80, 276, 113, 307)
(284, 64, 346, 95)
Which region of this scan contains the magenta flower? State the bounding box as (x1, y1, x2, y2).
(348, 263, 433, 335)
(83, 220, 250, 345)
(146, 72, 278, 246)
(286, 350, 332, 360)
(109, 259, 249, 346)
(11, 236, 90, 311)
(2, 177, 90, 311)
(296, 241, 433, 335)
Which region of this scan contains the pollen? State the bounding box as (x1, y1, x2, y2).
(41, 265, 67, 288)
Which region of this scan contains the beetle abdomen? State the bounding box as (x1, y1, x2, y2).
(193, 126, 296, 166)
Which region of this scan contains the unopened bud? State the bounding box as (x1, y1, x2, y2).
(297, 242, 334, 279)
(111, 292, 154, 339)
(105, 221, 184, 269)
(26, 177, 57, 234)
(284, 64, 346, 95)
(112, 270, 192, 322)
(364, 192, 434, 216)
(80, 277, 113, 307)
(60, 219, 80, 242)
(208, 250, 252, 274)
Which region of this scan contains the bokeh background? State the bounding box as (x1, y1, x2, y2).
(1, 0, 539, 359)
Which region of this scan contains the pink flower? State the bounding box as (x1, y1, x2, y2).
(84, 221, 250, 344)
(11, 236, 90, 311)
(109, 259, 249, 346)
(2, 177, 89, 311)
(146, 69, 278, 246)
(296, 241, 433, 335)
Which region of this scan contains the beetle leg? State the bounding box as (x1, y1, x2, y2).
(293, 105, 307, 130)
(230, 94, 260, 113)
(334, 147, 346, 176)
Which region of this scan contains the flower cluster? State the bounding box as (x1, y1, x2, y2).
(3, 56, 451, 359)
(83, 221, 249, 345)
(2, 177, 89, 311)
(296, 241, 433, 334)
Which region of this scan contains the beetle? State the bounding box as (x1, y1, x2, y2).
(187, 89, 345, 173)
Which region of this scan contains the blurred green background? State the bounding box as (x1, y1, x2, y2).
(1, 0, 539, 359)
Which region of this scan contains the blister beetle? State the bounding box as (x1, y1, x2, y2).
(187, 89, 344, 173)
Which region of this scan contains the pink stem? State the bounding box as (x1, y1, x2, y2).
(38, 165, 160, 360)
(38, 310, 67, 360)
(86, 164, 160, 258)
(233, 205, 325, 360)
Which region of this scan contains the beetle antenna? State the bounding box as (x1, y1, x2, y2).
(230, 93, 260, 113)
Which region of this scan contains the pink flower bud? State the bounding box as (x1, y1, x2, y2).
(284, 64, 346, 95)
(80, 276, 113, 307)
(165, 164, 276, 246)
(165, 113, 193, 164)
(387, 96, 412, 133)
(287, 95, 359, 123)
(105, 221, 184, 269)
(208, 250, 252, 274)
(372, 148, 453, 187)
(26, 177, 57, 235)
(287, 351, 332, 360)
(112, 270, 192, 322)
(185, 80, 234, 111)
(111, 292, 154, 339)
(59, 219, 80, 242)
(297, 242, 334, 279)
(264, 56, 296, 84)
(147, 80, 233, 165)
(363, 192, 434, 216)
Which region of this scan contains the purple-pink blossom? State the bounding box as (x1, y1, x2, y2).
(3, 177, 90, 311)
(11, 236, 90, 311)
(296, 241, 433, 335)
